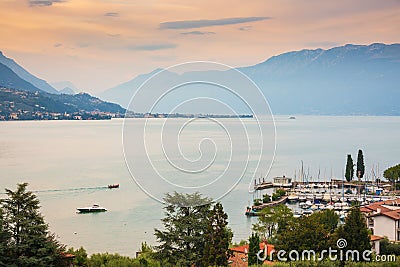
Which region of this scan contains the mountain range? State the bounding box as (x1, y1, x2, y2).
(100, 43, 400, 115)
(0, 51, 59, 94)
(0, 51, 125, 115)
(1, 43, 399, 116)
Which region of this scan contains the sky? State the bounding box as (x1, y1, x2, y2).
(0, 0, 399, 94)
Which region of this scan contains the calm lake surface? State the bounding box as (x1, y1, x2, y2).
(0, 116, 399, 256)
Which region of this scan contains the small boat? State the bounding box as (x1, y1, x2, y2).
(300, 200, 312, 210)
(288, 193, 299, 202)
(315, 193, 323, 201)
(108, 183, 119, 189)
(289, 116, 296, 119)
(323, 193, 331, 202)
(77, 204, 107, 213)
(298, 194, 307, 202)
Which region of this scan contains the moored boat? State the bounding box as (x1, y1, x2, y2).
(288, 193, 299, 202)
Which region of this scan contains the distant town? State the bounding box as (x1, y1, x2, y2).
(0, 87, 253, 121)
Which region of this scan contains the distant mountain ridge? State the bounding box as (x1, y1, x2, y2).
(0, 51, 59, 94)
(0, 62, 43, 93)
(50, 81, 78, 94)
(239, 43, 400, 115)
(0, 87, 125, 115)
(0, 52, 126, 117)
(101, 43, 400, 115)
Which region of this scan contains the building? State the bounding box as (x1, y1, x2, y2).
(229, 242, 274, 267)
(370, 235, 384, 255)
(273, 176, 292, 187)
(361, 198, 400, 242)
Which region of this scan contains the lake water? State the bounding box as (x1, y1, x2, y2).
(0, 116, 399, 256)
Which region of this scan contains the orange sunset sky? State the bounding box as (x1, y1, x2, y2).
(0, 0, 399, 94)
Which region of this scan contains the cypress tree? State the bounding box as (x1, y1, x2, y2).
(248, 232, 260, 265)
(343, 206, 370, 253)
(202, 202, 232, 267)
(345, 154, 354, 182)
(357, 149, 365, 179)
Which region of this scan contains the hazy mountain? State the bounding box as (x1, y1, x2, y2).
(101, 43, 400, 115)
(59, 87, 75, 95)
(0, 51, 59, 94)
(239, 43, 400, 115)
(0, 63, 43, 92)
(50, 81, 78, 94)
(100, 68, 166, 108)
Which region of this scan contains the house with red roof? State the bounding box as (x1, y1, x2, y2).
(229, 242, 274, 267)
(361, 198, 400, 242)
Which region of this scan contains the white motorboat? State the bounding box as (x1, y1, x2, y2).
(77, 204, 107, 213)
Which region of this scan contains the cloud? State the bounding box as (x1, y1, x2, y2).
(107, 33, 121, 38)
(77, 42, 89, 48)
(160, 16, 270, 30)
(29, 0, 65, 7)
(128, 43, 177, 51)
(104, 12, 119, 17)
(180, 31, 215, 35)
(53, 43, 62, 47)
(239, 26, 252, 31)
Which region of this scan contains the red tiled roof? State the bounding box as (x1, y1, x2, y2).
(363, 203, 392, 213)
(229, 243, 275, 267)
(360, 207, 373, 213)
(370, 235, 384, 242)
(381, 210, 400, 220)
(230, 245, 248, 254)
(229, 243, 274, 255)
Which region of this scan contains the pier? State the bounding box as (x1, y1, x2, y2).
(245, 196, 288, 216)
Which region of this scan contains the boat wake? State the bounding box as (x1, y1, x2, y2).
(31, 186, 109, 194)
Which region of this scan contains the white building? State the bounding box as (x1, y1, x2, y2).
(361, 199, 400, 242)
(273, 176, 292, 187)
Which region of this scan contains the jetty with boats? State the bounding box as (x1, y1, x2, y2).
(247, 161, 398, 219)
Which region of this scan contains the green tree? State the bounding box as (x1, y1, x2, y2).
(248, 232, 260, 266)
(380, 237, 400, 256)
(276, 211, 336, 255)
(252, 206, 275, 240)
(345, 154, 355, 182)
(1, 183, 66, 267)
(154, 192, 211, 267)
(274, 204, 294, 235)
(313, 209, 339, 233)
(0, 207, 10, 266)
(356, 149, 365, 179)
(87, 253, 137, 267)
(333, 206, 370, 259)
(383, 163, 400, 182)
(66, 246, 88, 266)
(252, 204, 294, 242)
(202, 202, 232, 267)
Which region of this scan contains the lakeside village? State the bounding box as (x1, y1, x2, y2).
(0, 101, 253, 121)
(0, 87, 253, 121)
(2, 151, 400, 267)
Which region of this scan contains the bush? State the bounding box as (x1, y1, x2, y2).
(254, 198, 262, 206)
(380, 238, 400, 256)
(263, 194, 271, 203)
